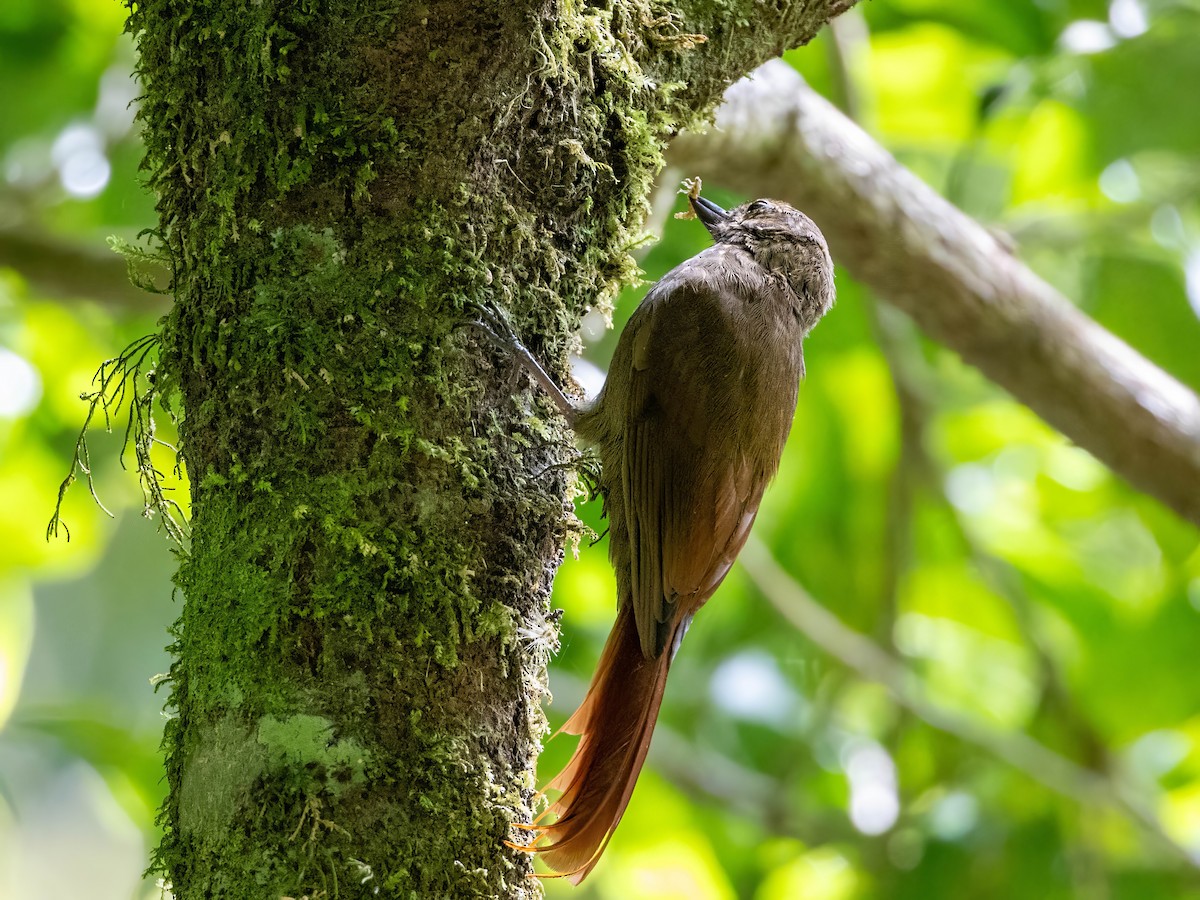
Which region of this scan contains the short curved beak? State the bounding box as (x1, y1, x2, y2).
(690, 194, 729, 235)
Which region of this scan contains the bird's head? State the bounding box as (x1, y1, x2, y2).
(690, 192, 835, 332)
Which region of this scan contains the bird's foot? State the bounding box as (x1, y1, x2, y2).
(459, 299, 580, 425)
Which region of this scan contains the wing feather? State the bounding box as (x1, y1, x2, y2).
(611, 250, 794, 658)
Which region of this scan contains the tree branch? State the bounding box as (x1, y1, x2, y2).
(670, 61, 1200, 526)
(0, 227, 166, 312)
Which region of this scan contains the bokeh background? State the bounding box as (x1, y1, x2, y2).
(2, 1, 1200, 898)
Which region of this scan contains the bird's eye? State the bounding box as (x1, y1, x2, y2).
(748, 199, 770, 214)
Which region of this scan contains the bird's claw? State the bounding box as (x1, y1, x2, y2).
(460, 298, 524, 350)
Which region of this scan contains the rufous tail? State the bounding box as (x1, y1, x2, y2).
(518, 604, 679, 884)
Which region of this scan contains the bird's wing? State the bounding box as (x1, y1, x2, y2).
(617, 253, 779, 658)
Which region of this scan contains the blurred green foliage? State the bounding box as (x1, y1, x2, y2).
(1, 1, 1198, 898)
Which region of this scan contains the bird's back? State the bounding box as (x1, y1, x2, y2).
(580, 243, 807, 658)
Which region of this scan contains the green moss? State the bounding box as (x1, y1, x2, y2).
(127, 0, 717, 895)
(258, 714, 374, 796)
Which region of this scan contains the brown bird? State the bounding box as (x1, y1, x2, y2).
(496, 189, 834, 882)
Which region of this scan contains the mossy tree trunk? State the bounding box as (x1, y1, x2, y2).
(131, 1, 853, 896)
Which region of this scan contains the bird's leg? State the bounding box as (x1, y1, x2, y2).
(464, 299, 581, 428)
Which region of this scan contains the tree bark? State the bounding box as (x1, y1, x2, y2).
(671, 61, 1200, 525)
(131, 2, 855, 897)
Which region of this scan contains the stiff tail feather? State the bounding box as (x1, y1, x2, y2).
(514, 604, 679, 884)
